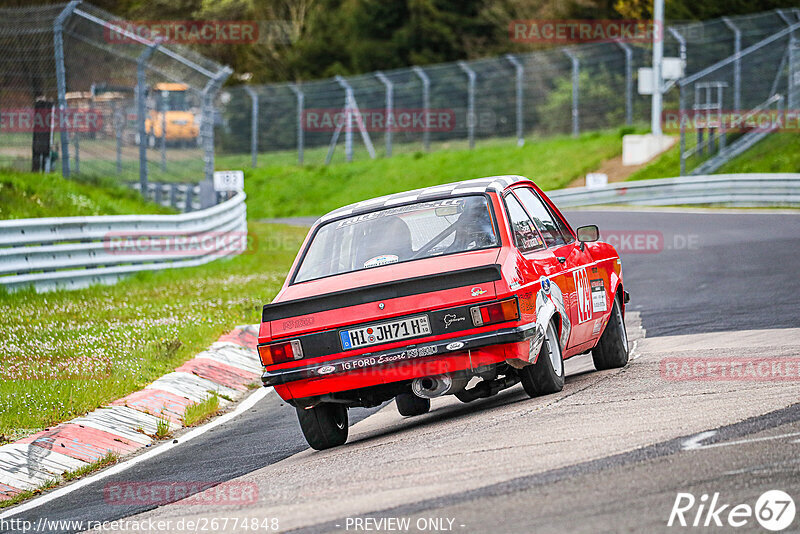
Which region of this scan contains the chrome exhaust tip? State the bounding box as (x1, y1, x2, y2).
(412, 374, 453, 399)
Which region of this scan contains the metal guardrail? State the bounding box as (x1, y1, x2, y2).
(0, 193, 247, 293)
(548, 174, 800, 208)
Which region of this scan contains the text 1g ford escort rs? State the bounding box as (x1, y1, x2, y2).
(258, 176, 630, 450)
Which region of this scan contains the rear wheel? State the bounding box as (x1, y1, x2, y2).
(396, 392, 430, 416)
(520, 320, 564, 397)
(592, 294, 629, 370)
(295, 403, 348, 450)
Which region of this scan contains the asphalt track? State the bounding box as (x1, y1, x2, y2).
(5, 209, 800, 534)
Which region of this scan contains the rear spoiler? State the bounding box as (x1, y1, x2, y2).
(262, 264, 502, 323)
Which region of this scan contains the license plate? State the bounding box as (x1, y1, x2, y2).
(340, 315, 431, 350)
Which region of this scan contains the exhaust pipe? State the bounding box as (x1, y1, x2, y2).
(412, 375, 452, 398)
(411, 374, 470, 399)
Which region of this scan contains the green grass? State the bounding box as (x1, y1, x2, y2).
(628, 131, 800, 181)
(0, 169, 173, 220)
(217, 129, 631, 219)
(0, 220, 306, 436)
(718, 133, 800, 174)
(0, 478, 59, 510)
(183, 394, 221, 427)
(61, 451, 119, 482)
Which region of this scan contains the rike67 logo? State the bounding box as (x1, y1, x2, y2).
(668, 490, 796, 531)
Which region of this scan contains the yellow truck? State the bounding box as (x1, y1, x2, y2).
(144, 83, 199, 147)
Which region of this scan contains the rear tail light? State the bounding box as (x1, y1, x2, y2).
(470, 298, 520, 327)
(258, 339, 303, 366)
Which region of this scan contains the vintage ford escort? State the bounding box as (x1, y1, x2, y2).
(259, 176, 629, 449)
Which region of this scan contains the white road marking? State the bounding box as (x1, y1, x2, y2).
(0, 387, 273, 520)
(681, 430, 718, 450)
(691, 431, 800, 451)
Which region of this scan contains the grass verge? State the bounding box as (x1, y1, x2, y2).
(217, 129, 632, 219)
(0, 169, 172, 220)
(61, 451, 120, 483)
(628, 131, 800, 181)
(183, 394, 221, 427)
(0, 220, 305, 437)
(0, 479, 59, 510)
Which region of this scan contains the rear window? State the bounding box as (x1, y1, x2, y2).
(293, 195, 498, 283)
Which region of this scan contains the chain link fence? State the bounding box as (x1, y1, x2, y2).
(0, 1, 230, 208)
(218, 8, 799, 168)
(2, 5, 797, 183)
(675, 15, 800, 175)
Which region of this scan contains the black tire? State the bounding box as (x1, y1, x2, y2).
(592, 294, 629, 370)
(396, 392, 431, 416)
(295, 403, 348, 450)
(520, 320, 565, 397)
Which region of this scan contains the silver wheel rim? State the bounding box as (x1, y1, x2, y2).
(616, 300, 628, 351)
(546, 323, 563, 375)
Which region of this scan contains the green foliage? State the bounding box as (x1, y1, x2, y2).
(718, 133, 800, 174)
(537, 68, 626, 136)
(628, 131, 800, 181)
(184, 394, 220, 427)
(27, 0, 794, 84)
(0, 170, 172, 220)
(216, 129, 626, 219)
(61, 451, 119, 482)
(0, 182, 305, 436)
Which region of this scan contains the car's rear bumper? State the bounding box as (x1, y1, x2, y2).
(262, 322, 539, 397)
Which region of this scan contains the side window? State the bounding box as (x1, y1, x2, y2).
(504, 194, 544, 252)
(514, 187, 573, 247)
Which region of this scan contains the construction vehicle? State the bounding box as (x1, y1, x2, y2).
(143, 83, 200, 148)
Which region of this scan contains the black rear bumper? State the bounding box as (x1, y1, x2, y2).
(261, 321, 538, 387)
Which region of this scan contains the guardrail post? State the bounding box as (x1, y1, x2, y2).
(505, 54, 525, 146)
(563, 49, 580, 137)
(53, 0, 80, 178)
(289, 84, 304, 165)
(722, 17, 742, 112)
(458, 61, 476, 149)
(243, 86, 258, 168)
(613, 42, 633, 125)
(200, 67, 233, 207)
(375, 72, 393, 156)
(137, 40, 160, 196)
(412, 66, 430, 151)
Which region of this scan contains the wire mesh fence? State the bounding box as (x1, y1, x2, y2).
(218, 8, 800, 169)
(674, 15, 800, 175)
(2, 5, 798, 183)
(0, 1, 230, 206)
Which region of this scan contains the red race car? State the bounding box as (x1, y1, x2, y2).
(258, 176, 629, 450)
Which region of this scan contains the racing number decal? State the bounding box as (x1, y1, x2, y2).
(573, 268, 592, 324)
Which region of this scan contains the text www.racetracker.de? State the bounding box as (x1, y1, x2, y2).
(1, 516, 281, 533)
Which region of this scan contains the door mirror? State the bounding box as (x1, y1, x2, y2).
(576, 225, 599, 243)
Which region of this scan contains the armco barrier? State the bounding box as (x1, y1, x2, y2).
(0, 192, 247, 293)
(547, 174, 800, 209)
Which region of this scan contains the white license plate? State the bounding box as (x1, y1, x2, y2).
(340, 315, 431, 350)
